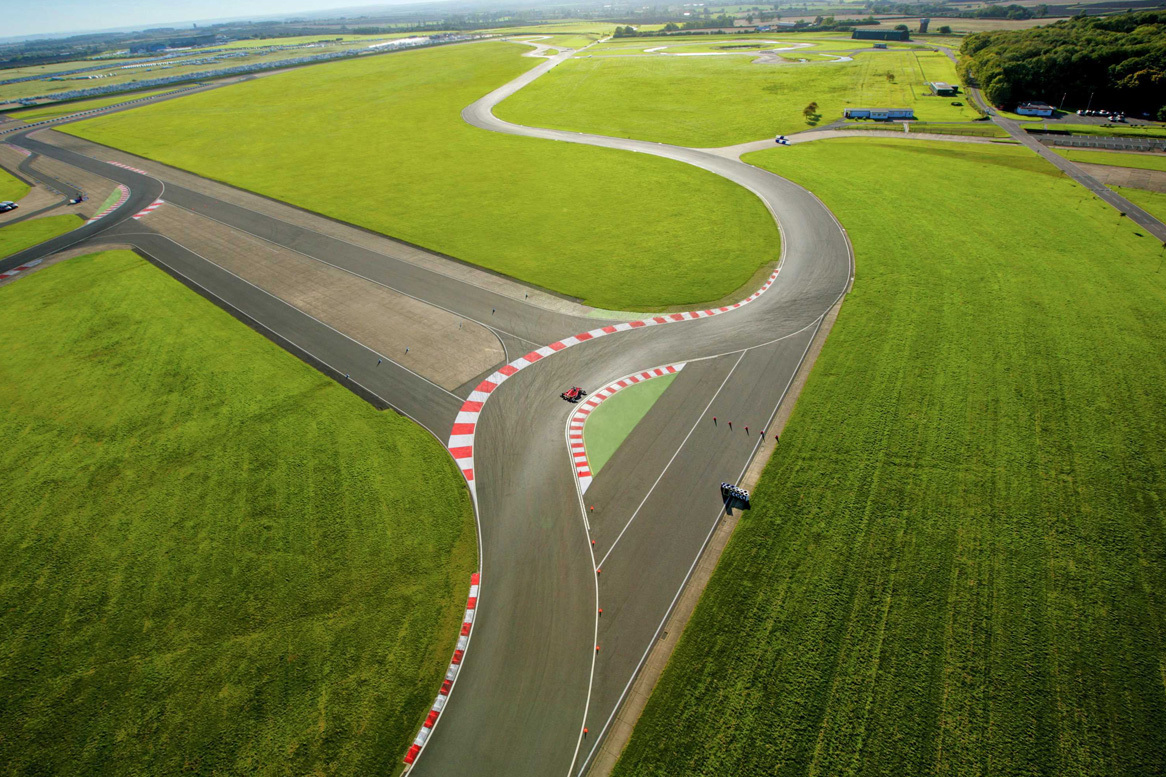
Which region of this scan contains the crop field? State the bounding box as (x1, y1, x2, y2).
(496, 49, 978, 147)
(0, 214, 82, 259)
(9, 88, 176, 122)
(0, 165, 29, 202)
(0, 39, 399, 102)
(63, 41, 778, 310)
(220, 33, 415, 49)
(613, 139, 1166, 776)
(1113, 185, 1166, 221)
(0, 250, 477, 774)
(1054, 148, 1166, 172)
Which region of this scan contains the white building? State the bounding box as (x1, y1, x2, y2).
(1016, 101, 1054, 117)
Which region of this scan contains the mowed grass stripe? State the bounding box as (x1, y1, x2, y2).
(613, 139, 1166, 776)
(62, 41, 779, 311)
(0, 251, 476, 774)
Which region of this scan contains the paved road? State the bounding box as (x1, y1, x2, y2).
(412, 48, 853, 777)
(935, 45, 1166, 243)
(2, 45, 852, 776)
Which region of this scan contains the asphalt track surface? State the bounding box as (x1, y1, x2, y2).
(0, 45, 855, 775)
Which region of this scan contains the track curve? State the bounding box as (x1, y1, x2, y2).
(411, 45, 854, 776)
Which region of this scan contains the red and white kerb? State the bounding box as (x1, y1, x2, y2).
(107, 160, 150, 175)
(0, 258, 42, 280)
(86, 184, 129, 224)
(568, 363, 685, 493)
(447, 267, 781, 497)
(404, 572, 480, 767)
(131, 198, 164, 220)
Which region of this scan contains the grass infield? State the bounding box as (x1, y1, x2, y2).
(583, 373, 677, 474)
(63, 41, 777, 311)
(0, 214, 82, 259)
(496, 49, 979, 147)
(613, 139, 1166, 776)
(0, 165, 30, 203)
(0, 250, 477, 774)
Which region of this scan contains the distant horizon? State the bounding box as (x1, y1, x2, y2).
(4, 0, 412, 39)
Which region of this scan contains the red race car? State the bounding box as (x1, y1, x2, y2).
(561, 386, 587, 402)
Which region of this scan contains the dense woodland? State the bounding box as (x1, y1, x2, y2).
(960, 11, 1166, 117)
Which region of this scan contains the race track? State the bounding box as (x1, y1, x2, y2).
(0, 43, 854, 776)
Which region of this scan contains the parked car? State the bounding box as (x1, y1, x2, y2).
(0, 201, 18, 213)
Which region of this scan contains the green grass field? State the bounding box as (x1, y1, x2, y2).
(1113, 185, 1166, 222)
(0, 165, 30, 202)
(496, 50, 978, 147)
(10, 88, 176, 122)
(63, 41, 778, 311)
(0, 214, 82, 258)
(584, 373, 677, 473)
(1048, 123, 1166, 139)
(0, 250, 476, 775)
(1054, 148, 1166, 172)
(614, 139, 1166, 776)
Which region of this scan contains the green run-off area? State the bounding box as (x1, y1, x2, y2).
(496, 50, 978, 147)
(0, 214, 83, 259)
(0, 251, 476, 774)
(614, 139, 1166, 776)
(584, 372, 677, 474)
(62, 41, 779, 311)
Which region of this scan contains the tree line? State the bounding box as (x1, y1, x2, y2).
(960, 11, 1166, 119)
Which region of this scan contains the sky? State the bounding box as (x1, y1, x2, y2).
(5, 0, 393, 38)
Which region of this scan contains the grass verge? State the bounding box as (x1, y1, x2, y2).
(0, 214, 82, 259)
(584, 373, 677, 473)
(0, 165, 30, 202)
(1113, 185, 1166, 222)
(496, 50, 979, 147)
(10, 89, 176, 123)
(62, 41, 777, 311)
(613, 138, 1166, 776)
(0, 250, 476, 775)
(1053, 148, 1166, 172)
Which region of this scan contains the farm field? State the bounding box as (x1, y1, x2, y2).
(9, 88, 176, 122)
(63, 41, 778, 310)
(1054, 148, 1166, 172)
(0, 250, 476, 775)
(613, 138, 1166, 776)
(496, 49, 978, 147)
(1113, 185, 1166, 221)
(0, 165, 29, 202)
(0, 214, 82, 259)
(584, 373, 677, 474)
(0, 39, 403, 102)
